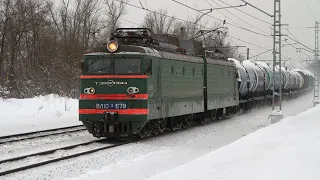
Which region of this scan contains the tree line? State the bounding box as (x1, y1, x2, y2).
(0, 0, 239, 99)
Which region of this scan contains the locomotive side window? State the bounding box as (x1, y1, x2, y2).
(87, 59, 111, 74)
(145, 59, 152, 75)
(114, 58, 141, 74)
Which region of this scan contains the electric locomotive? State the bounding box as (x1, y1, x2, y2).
(79, 28, 239, 138)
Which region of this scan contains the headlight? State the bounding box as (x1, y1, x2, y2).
(84, 87, 95, 94)
(107, 41, 118, 53)
(127, 87, 139, 94)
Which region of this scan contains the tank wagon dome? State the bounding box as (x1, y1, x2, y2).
(243, 60, 265, 93)
(292, 69, 305, 89)
(228, 58, 249, 96)
(281, 67, 294, 90)
(293, 69, 301, 90)
(255, 61, 273, 91)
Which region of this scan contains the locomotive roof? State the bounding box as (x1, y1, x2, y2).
(84, 44, 235, 67)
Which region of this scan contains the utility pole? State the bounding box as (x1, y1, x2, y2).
(247, 48, 250, 59)
(270, 0, 283, 123)
(314, 21, 319, 106)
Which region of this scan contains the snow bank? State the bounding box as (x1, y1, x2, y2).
(148, 105, 320, 180)
(0, 94, 81, 136)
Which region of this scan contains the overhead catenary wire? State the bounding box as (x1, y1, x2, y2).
(219, 0, 272, 26)
(213, 0, 272, 26)
(249, 49, 273, 59)
(285, 28, 314, 51)
(227, 35, 269, 50)
(171, 0, 272, 38)
(113, 0, 270, 51)
(282, 40, 312, 65)
(203, 0, 271, 35)
(303, 0, 317, 21)
(114, 0, 206, 28)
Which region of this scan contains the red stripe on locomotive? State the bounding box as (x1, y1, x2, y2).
(80, 75, 148, 79)
(79, 109, 148, 115)
(80, 94, 148, 100)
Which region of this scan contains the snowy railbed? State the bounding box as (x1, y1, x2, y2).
(0, 94, 81, 137)
(0, 93, 316, 180)
(147, 104, 320, 180)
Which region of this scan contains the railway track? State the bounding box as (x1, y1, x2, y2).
(0, 125, 87, 144)
(0, 139, 135, 176)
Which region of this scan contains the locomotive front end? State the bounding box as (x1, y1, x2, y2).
(79, 42, 149, 138)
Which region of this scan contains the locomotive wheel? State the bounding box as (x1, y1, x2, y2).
(181, 117, 188, 129)
(138, 122, 152, 139)
(152, 120, 161, 136)
(138, 129, 147, 139)
(159, 119, 166, 133)
(175, 118, 182, 130)
(182, 116, 192, 129)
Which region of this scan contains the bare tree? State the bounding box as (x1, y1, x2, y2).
(104, 0, 129, 35)
(142, 8, 176, 34)
(0, 0, 102, 98)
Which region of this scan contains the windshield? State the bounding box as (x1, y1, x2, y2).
(114, 59, 141, 74)
(87, 59, 111, 74)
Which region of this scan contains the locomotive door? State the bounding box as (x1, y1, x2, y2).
(153, 57, 162, 120)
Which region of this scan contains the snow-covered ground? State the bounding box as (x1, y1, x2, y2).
(0, 94, 80, 137)
(147, 105, 320, 180)
(2, 92, 315, 180)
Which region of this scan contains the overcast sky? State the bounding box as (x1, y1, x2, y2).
(118, 0, 320, 69)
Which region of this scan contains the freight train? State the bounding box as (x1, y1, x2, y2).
(79, 28, 314, 139)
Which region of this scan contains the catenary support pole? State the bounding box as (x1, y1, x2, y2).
(271, 0, 283, 123)
(313, 21, 319, 106)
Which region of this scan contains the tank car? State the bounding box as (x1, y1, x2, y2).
(242, 60, 266, 94)
(255, 62, 273, 91)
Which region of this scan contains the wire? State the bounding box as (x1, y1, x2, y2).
(213, 0, 272, 26)
(303, 0, 316, 21)
(282, 40, 312, 63)
(172, 0, 272, 38)
(250, 49, 273, 59)
(114, 0, 205, 28)
(204, 0, 270, 35)
(115, 0, 272, 50)
(229, 2, 272, 26)
(285, 28, 314, 51)
(227, 35, 269, 50)
(287, 27, 315, 30)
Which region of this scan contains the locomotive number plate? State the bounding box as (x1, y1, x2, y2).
(96, 102, 127, 109)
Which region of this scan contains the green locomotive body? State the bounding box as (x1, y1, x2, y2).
(79, 28, 239, 138)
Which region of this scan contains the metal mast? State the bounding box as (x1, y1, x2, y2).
(314, 21, 319, 106)
(271, 0, 283, 123)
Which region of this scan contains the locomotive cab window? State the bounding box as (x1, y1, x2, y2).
(114, 58, 141, 74)
(87, 59, 111, 74)
(85, 56, 143, 75)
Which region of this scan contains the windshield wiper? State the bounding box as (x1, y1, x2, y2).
(87, 59, 102, 69)
(95, 67, 111, 73)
